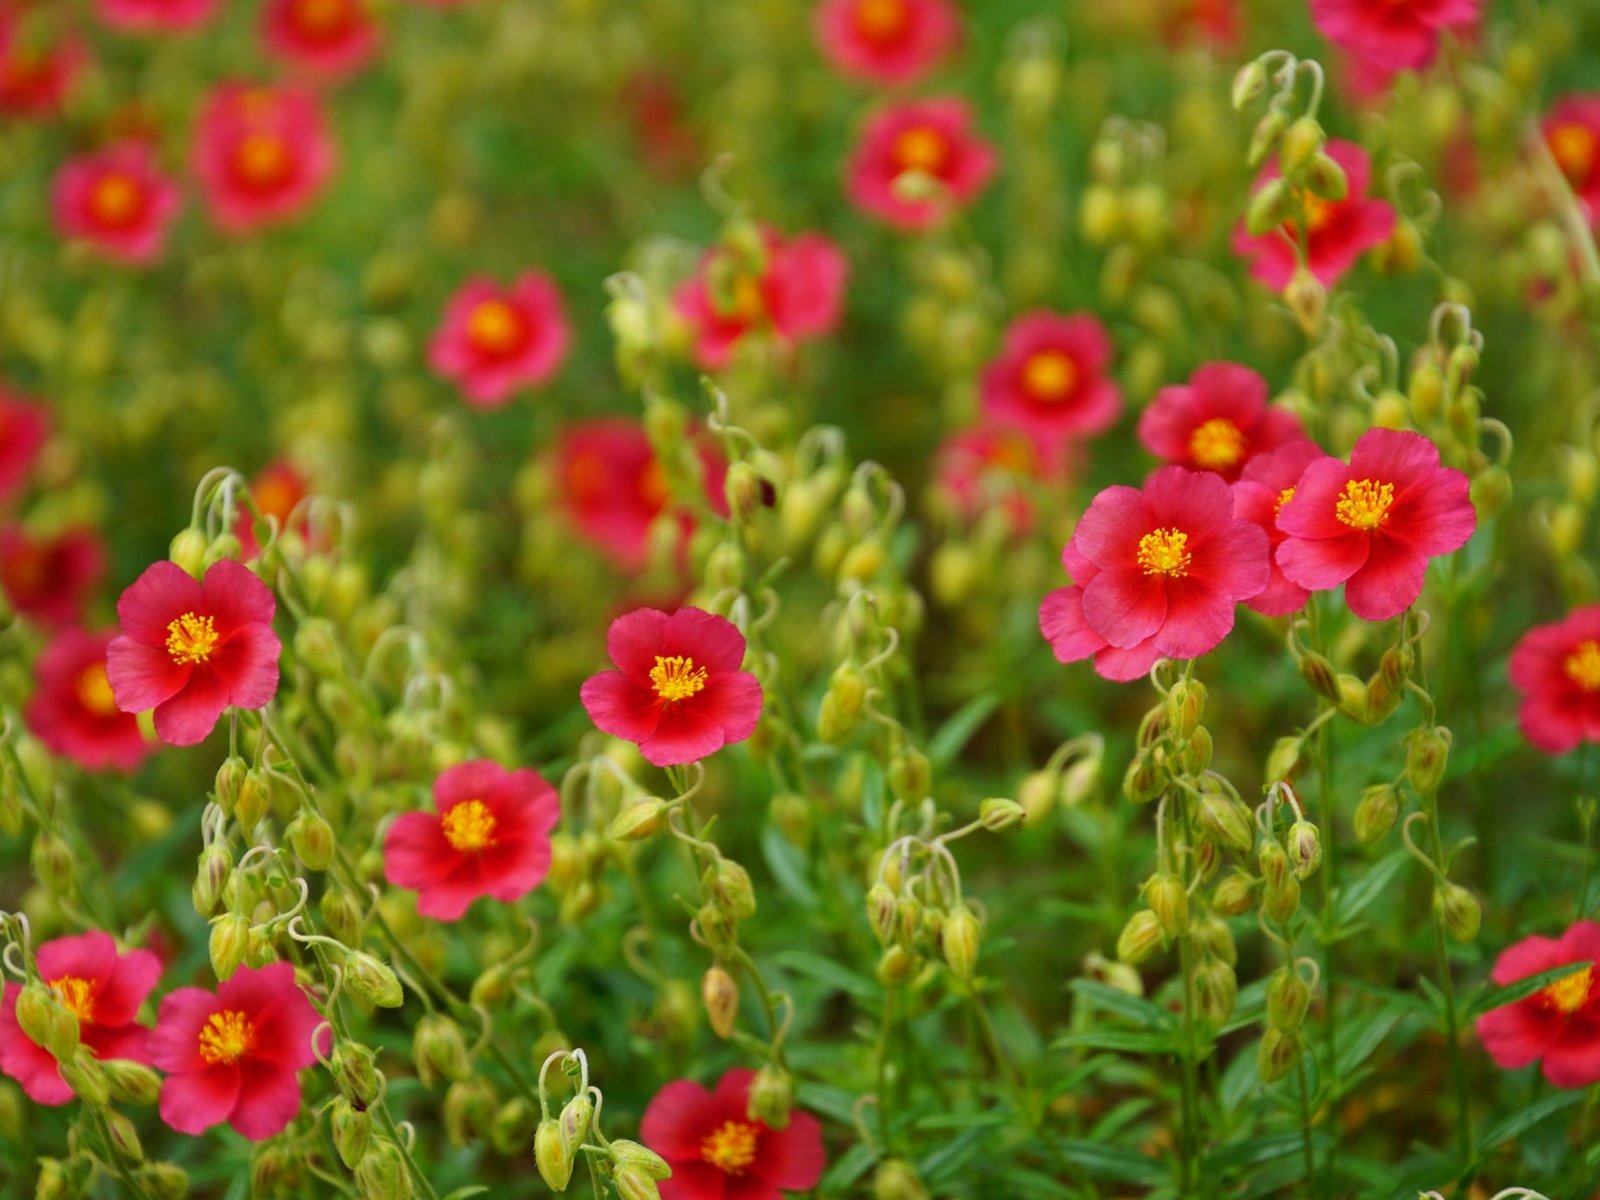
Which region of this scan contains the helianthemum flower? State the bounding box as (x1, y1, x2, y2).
(428, 271, 571, 408)
(814, 0, 959, 87)
(979, 311, 1121, 449)
(1543, 95, 1600, 228)
(1229, 440, 1324, 617)
(1508, 605, 1600, 754)
(580, 607, 763, 767)
(105, 559, 282, 747)
(1310, 0, 1477, 72)
(1274, 428, 1475, 622)
(0, 389, 49, 505)
(383, 759, 561, 921)
(641, 1068, 825, 1200)
(261, 0, 382, 79)
(98, 0, 218, 32)
(151, 962, 322, 1140)
(52, 141, 182, 267)
(846, 96, 997, 231)
(234, 459, 314, 558)
(0, 524, 106, 626)
(1476, 921, 1600, 1088)
(0, 11, 86, 119)
(191, 83, 338, 234)
(25, 629, 154, 772)
(932, 423, 1064, 535)
(1136, 362, 1305, 481)
(0, 932, 161, 1105)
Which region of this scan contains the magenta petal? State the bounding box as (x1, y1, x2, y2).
(1071, 486, 1148, 567)
(106, 637, 190, 712)
(1094, 639, 1163, 682)
(606, 607, 670, 677)
(1040, 586, 1106, 664)
(116, 560, 202, 645)
(640, 702, 727, 767)
(1275, 531, 1370, 591)
(201, 559, 276, 629)
(433, 759, 511, 810)
(581, 671, 664, 742)
(150, 987, 222, 1071)
(1343, 541, 1427, 621)
(213, 622, 281, 710)
(161, 1065, 240, 1136)
(384, 811, 456, 891)
(229, 1059, 304, 1140)
(664, 606, 747, 671)
(96, 948, 163, 1026)
(1081, 568, 1167, 649)
(699, 670, 763, 742)
(1154, 581, 1237, 660)
(37, 931, 116, 983)
(660, 1161, 729, 1200)
(1475, 1004, 1562, 1071)
(752, 1109, 826, 1190)
(152, 669, 230, 746)
(641, 1078, 716, 1158)
(1543, 1036, 1600, 1089)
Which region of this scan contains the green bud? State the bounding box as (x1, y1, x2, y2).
(103, 1059, 162, 1106)
(134, 1162, 189, 1200)
(1264, 873, 1301, 925)
(1265, 735, 1305, 784)
(1144, 873, 1188, 937)
(747, 1064, 793, 1131)
(444, 1078, 496, 1147)
(1354, 784, 1400, 845)
(874, 1159, 932, 1200)
(704, 859, 757, 921)
(59, 1051, 109, 1108)
(1017, 770, 1058, 824)
(1406, 727, 1451, 794)
(31, 831, 74, 894)
(941, 906, 981, 982)
(1303, 151, 1348, 201)
(293, 618, 343, 679)
(1181, 725, 1214, 775)
(169, 528, 208, 577)
(877, 944, 915, 986)
(250, 1147, 287, 1195)
(1247, 110, 1287, 167)
(15, 979, 79, 1062)
(614, 1167, 663, 1200)
(559, 1090, 593, 1163)
(1434, 883, 1481, 942)
(332, 1096, 373, 1168)
(1258, 1027, 1304, 1083)
(191, 845, 232, 916)
(208, 914, 250, 982)
(321, 886, 364, 945)
(343, 951, 404, 1008)
(1298, 652, 1340, 702)
(413, 1014, 470, 1087)
(1266, 967, 1311, 1031)
(334, 1042, 381, 1106)
(1166, 679, 1207, 739)
(1286, 821, 1322, 879)
(1279, 116, 1324, 175)
(235, 768, 271, 830)
(1122, 751, 1165, 805)
(355, 1137, 412, 1200)
(1246, 178, 1295, 236)
(105, 1109, 143, 1163)
(1197, 794, 1255, 854)
(535, 1118, 572, 1191)
(1258, 840, 1290, 893)
(866, 882, 897, 945)
(1213, 869, 1257, 916)
(1194, 958, 1237, 1028)
(492, 1096, 538, 1156)
(286, 812, 335, 870)
(887, 749, 931, 803)
(1231, 61, 1268, 111)
(609, 1139, 672, 1180)
(608, 798, 670, 841)
(1116, 909, 1165, 964)
(1194, 913, 1237, 965)
(35, 1159, 75, 1200)
(214, 755, 247, 815)
(979, 797, 1025, 832)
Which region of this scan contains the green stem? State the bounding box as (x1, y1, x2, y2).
(1177, 926, 1203, 1199)
(1423, 792, 1474, 1176)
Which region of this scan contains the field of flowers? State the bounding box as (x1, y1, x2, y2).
(3, 0, 1600, 1197)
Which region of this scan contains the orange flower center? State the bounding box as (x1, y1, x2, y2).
(565, 451, 610, 505)
(75, 662, 119, 716)
(1543, 964, 1594, 1015)
(1334, 478, 1395, 530)
(650, 655, 707, 702)
(637, 458, 671, 511)
(289, 0, 353, 38)
(88, 171, 143, 229)
(466, 299, 524, 356)
(892, 125, 949, 176)
(50, 976, 95, 1023)
(853, 0, 909, 44)
(1564, 640, 1600, 692)
(232, 132, 293, 189)
(166, 612, 219, 665)
(1021, 351, 1078, 404)
(1274, 486, 1296, 516)
(442, 798, 497, 852)
(700, 1118, 760, 1175)
(1188, 417, 1245, 471)
(729, 275, 766, 322)
(1136, 527, 1191, 577)
(1549, 122, 1597, 185)
(253, 471, 303, 523)
(984, 431, 1037, 475)
(1288, 189, 1336, 236)
(198, 1009, 255, 1065)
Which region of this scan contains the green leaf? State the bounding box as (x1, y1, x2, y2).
(1467, 959, 1595, 1017)
(1472, 1088, 1583, 1157)
(1207, 1130, 1331, 1170)
(1068, 979, 1178, 1030)
(1051, 1139, 1170, 1185)
(768, 950, 876, 1001)
(1335, 1010, 1404, 1080)
(442, 1189, 491, 1200)
(928, 692, 1002, 768)
(819, 1141, 878, 1192)
(1333, 850, 1410, 928)
(913, 1110, 1009, 1131)
(760, 821, 819, 909)
(1052, 1029, 1178, 1055)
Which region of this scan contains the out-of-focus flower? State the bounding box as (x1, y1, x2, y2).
(979, 311, 1120, 450)
(1163, 0, 1240, 49)
(1508, 605, 1600, 754)
(25, 629, 154, 772)
(622, 70, 702, 180)
(0, 525, 105, 626)
(98, 0, 218, 32)
(1137, 362, 1304, 481)
(0, 391, 49, 506)
(1543, 95, 1600, 228)
(1233, 139, 1396, 289)
(640, 1068, 825, 1199)
(106, 559, 282, 747)
(932, 424, 1063, 533)
(427, 271, 571, 408)
(0, 932, 162, 1105)
(233, 460, 312, 558)
(151, 962, 321, 1140)
(261, 0, 382, 79)
(846, 96, 997, 231)
(1476, 921, 1600, 1088)
(1310, 0, 1476, 73)
(1275, 428, 1475, 622)
(0, 11, 86, 118)
(52, 141, 183, 267)
(191, 83, 338, 234)
(580, 606, 763, 767)
(1229, 440, 1324, 617)
(814, 0, 960, 87)
(384, 759, 561, 921)
(674, 228, 849, 371)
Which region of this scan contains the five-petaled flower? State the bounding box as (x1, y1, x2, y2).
(1274, 428, 1475, 622)
(0, 524, 106, 627)
(932, 423, 1064, 535)
(1309, 0, 1477, 73)
(52, 141, 183, 267)
(261, 0, 382, 79)
(979, 311, 1121, 450)
(0, 931, 162, 1105)
(26, 628, 155, 772)
(151, 962, 323, 1140)
(641, 1068, 826, 1200)
(814, 0, 960, 87)
(384, 759, 562, 921)
(105, 558, 282, 747)
(191, 82, 338, 234)
(1543, 94, 1600, 229)
(1137, 362, 1305, 482)
(1508, 605, 1600, 755)
(1476, 920, 1600, 1089)
(581, 607, 763, 767)
(846, 96, 998, 231)
(1229, 440, 1325, 618)
(428, 271, 572, 408)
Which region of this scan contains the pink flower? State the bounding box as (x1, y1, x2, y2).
(641, 1068, 826, 1200)
(846, 96, 997, 231)
(0, 11, 86, 118)
(1275, 428, 1475, 622)
(151, 962, 322, 1140)
(105, 559, 282, 747)
(979, 311, 1120, 448)
(1137, 362, 1305, 481)
(1544, 95, 1600, 229)
(0, 390, 49, 505)
(52, 141, 182, 267)
(1232, 139, 1396, 289)
(1039, 467, 1269, 679)
(234, 460, 316, 558)
(191, 83, 338, 234)
(427, 271, 571, 408)
(98, 0, 218, 32)
(674, 228, 849, 371)
(384, 759, 560, 921)
(932, 423, 1064, 534)
(1310, 0, 1477, 72)
(261, 0, 382, 79)
(0, 524, 105, 626)
(580, 607, 763, 767)
(814, 0, 959, 87)
(0, 932, 161, 1105)
(25, 628, 154, 772)
(1476, 921, 1600, 1089)
(1229, 440, 1325, 617)
(1508, 605, 1600, 755)
(1164, 0, 1241, 49)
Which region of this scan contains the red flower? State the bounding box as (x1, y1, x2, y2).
(261, 0, 382, 79)
(233, 460, 314, 558)
(979, 311, 1121, 448)
(191, 83, 338, 234)
(814, 0, 959, 87)
(52, 140, 183, 267)
(932, 423, 1064, 534)
(0, 524, 105, 626)
(674, 228, 849, 371)
(641, 1068, 825, 1200)
(1163, 0, 1241, 49)
(25, 628, 154, 772)
(846, 96, 997, 231)
(0, 10, 86, 118)
(384, 759, 560, 921)
(1229, 440, 1324, 617)
(427, 271, 571, 408)
(0, 931, 161, 1105)
(151, 962, 322, 1140)
(1039, 542, 1165, 684)
(1232, 139, 1396, 289)
(105, 559, 282, 747)
(1137, 362, 1305, 481)
(1310, 0, 1476, 72)
(1544, 95, 1600, 229)
(1275, 428, 1475, 622)
(98, 0, 218, 31)
(1508, 605, 1600, 755)
(0, 390, 49, 505)
(1476, 921, 1600, 1089)
(580, 607, 763, 767)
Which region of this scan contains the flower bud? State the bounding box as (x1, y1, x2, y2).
(1257, 1027, 1304, 1083)
(1409, 362, 1445, 419)
(214, 754, 247, 815)
(1248, 110, 1287, 167)
(877, 945, 915, 985)
(209, 915, 250, 982)
(414, 1015, 470, 1087)
(610, 1140, 672, 1180)
(1231, 61, 1268, 111)
(979, 797, 1025, 832)
(704, 859, 757, 921)
(747, 1064, 793, 1130)
(343, 951, 404, 1008)
(559, 1089, 593, 1161)
(191, 846, 232, 916)
(1263, 873, 1301, 925)
(1434, 883, 1481, 943)
(321, 886, 364, 945)
(1266, 967, 1311, 1031)
(614, 1167, 662, 1200)
(1406, 727, 1451, 794)
(334, 1042, 381, 1106)
(1286, 821, 1321, 879)
(492, 1096, 539, 1155)
(31, 831, 73, 895)
(103, 1058, 162, 1106)
(1304, 151, 1348, 201)
(1144, 873, 1188, 937)
(355, 1137, 412, 1200)
(874, 1159, 932, 1200)
(1194, 958, 1237, 1028)
(608, 798, 670, 841)
(235, 768, 271, 830)
(534, 1117, 571, 1190)
(1122, 751, 1164, 805)
(1165, 679, 1207, 739)
(1279, 117, 1324, 176)
(941, 906, 981, 983)
(1285, 268, 1326, 338)
(169, 527, 208, 577)
(887, 749, 931, 803)
(866, 883, 897, 945)
(1017, 769, 1057, 824)
(696, 902, 737, 953)
(332, 1096, 373, 1168)
(1246, 178, 1295, 237)
(1061, 751, 1101, 808)
(1297, 652, 1340, 701)
(287, 812, 335, 870)
(444, 1078, 496, 1147)
(16, 980, 79, 1062)
(105, 1109, 143, 1163)
(702, 965, 739, 1039)
(1195, 913, 1237, 965)
(1197, 794, 1255, 854)
(1181, 726, 1213, 775)
(1265, 736, 1305, 782)
(1116, 909, 1165, 964)
(134, 1163, 189, 1200)
(59, 1050, 109, 1108)
(1214, 869, 1257, 916)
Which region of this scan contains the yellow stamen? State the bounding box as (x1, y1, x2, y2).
(1020, 351, 1078, 404)
(198, 1010, 254, 1065)
(88, 172, 141, 228)
(466, 299, 523, 356)
(853, 0, 909, 43)
(730, 275, 765, 322)
(50, 977, 95, 1023)
(75, 662, 119, 717)
(1274, 486, 1296, 516)
(165, 612, 219, 665)
(1188, 417, 1246, 471)
(232, 132, 291, 188)
(1136, 528, 1192, 577)
(1335, 478, 1395, 530)
(1543, 964, 1594, 1015)
(892, 125, 948, 175)
(700, 1118, 760, 1175)
(650, 655, 708, 702)
(1549, 122, 1597, 185)
(441, 798, 497, 853)
(1564, 641, 1600, 692)
(1296, 190, 1336, 234)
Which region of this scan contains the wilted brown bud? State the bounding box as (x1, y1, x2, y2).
(701, 965, 740, 1039)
